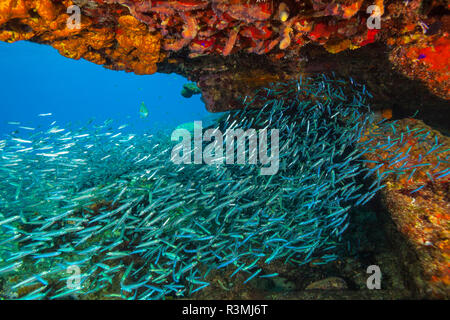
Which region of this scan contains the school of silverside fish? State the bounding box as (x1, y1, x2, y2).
(0, 75, 448, 300)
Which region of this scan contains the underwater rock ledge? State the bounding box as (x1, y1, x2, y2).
(0, 0, 449, 114)
(375, 119, 450, 299)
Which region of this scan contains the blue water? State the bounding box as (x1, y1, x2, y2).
(0, 41, 215, 137)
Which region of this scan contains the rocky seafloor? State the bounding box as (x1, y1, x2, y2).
(0, 0, 449, 299)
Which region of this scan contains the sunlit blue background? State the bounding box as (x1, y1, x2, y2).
(0, 41, 216, 137)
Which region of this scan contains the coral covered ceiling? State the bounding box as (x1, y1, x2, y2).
(0, 0, 449, 111)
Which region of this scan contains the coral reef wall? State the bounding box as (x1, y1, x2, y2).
(0, 1, 448, 123)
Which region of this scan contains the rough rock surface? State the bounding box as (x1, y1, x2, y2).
(305, 277, 348, 290)
(364, 119, 450, 299)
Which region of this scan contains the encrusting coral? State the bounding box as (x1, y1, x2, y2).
(361, 118, 449, 298)
(0, 0, 163, 74)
